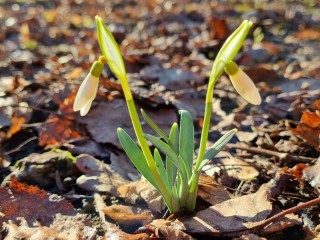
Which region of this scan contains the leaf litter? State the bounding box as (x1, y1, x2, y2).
(0, 1, 320, 239)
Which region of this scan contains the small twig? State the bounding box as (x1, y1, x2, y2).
(5, 136, 37, 155)
(227, 143, 316, 163)
(255, 197, 320, 232)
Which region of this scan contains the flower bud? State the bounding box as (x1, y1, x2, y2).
(73, 61, 104, 116)
(225, 61, 261, 105)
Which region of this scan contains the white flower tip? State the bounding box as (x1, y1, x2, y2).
(229, 68, 262, 106)
(246, 91, 262, 105)
(73, 73, 99, 116)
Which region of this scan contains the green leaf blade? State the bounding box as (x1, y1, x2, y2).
(199, 128, 237, 171)
(145, 134, 188, 180)
(154, 149, 172, 194)
(117, 128, 157, 188)
(178, 110, 194, 178)
(141, 109, 169, 142)
(167, 123, 179, 186)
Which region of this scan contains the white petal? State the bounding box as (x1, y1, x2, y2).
(230, 69, 261, 105)
(80, 101, 93, 116)
(73, 74, 99, 112)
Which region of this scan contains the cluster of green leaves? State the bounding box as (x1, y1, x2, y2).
(95, 16, 253, 213)
(118, 110, 236, 212)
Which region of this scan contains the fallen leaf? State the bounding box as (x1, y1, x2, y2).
(140, 65, 203, 90)
(293, 28, 320, 40)
(80, 99, 177, 148)
(39, 92, 81, 147)
(303, 157, 320, 190)
(301, 111, 320, 128)
(198, 174, 231, 205)
(66, 67, 83, 80)
(179, 174, 292, 236)
(150, 219, 194, 240)
(5, 150, 77, 188)
(76, 154, 129, 194)
(6, 116, 26, 138)
(102, 204, 153, 226)
(235, 233, 267, 240)
(287, 121, 320, 150)
(103, 222, 149, 240)
(283, 163, 308, 184)
(3, 216, 97, 240)
(203, 153, 259, 182)
(0, 178, 94, 239)
(261, 213, 301, 234)
(117, 179, 165, 215)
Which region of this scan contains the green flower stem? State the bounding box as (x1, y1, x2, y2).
(121, 76, 174, 212)
(194, 78, 215, 171)
(194, 20, 252, 189)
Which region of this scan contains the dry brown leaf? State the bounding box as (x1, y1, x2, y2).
(67, 67, 83, 80)
(301, 111, 320, 128)
(103, 222, 149, 240)
(102, 204, 153, 226)
(287, 122, 320, 150)
(80, 99, 177, 148)
(261, 213, 301, 234)
(235, 233, 267, 240)
(293, 28, 320, 40)
(311, 99, 320, 111)
(303, 157, 320, 191)
(244, 66, 280, 84)
(150, 219, 194, 240)
(198, 174, 231, 205)
(208, 16, 229, 41)
(0, 179, 94, 239)
(117, 179, 165, 215)
(203, 153, 259, 182)
(39, 92, 81, 147)
(179, 174, 293, 237)
(3, 150, 77, 188)
(6, 116, 26, 138)
(76, 154, 129, 194)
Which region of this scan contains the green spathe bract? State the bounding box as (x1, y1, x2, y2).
(91, 17, 255, 213)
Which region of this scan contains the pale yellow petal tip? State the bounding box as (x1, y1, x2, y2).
(250, 94, 262, 105)
(229, 67, 262, 106)
(73, 73, 99, 116)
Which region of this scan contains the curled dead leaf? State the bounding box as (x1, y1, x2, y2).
(102, 204, 153, 226)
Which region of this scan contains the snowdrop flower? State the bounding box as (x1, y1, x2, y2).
(225, 61, 261, 105)
(73, 60, 104, 116)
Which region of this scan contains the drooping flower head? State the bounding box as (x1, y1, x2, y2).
(73, 60, 104, 116)
(225, 61, 261, 105)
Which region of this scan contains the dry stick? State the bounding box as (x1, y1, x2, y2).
(5, 136, 37, 155)
(227, 143, 316, 163)
(255, 197, 320, 233)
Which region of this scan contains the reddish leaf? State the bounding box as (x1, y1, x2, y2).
(39, 91, 81, 146)
(301, 111, 320, 128)
(283, 163, 308, 184)
(39, 115, 81, 146)
(0, 178, 76, 226)
(288, 123, 320, 150)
